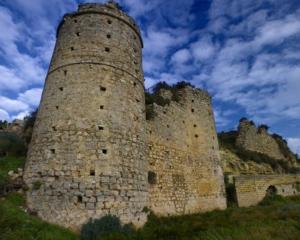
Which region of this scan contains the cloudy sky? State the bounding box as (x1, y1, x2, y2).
(0, 0, 299, 154)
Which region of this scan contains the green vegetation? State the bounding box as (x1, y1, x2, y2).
(218, 131, 300, 174)
(0, 132, 26, 193)
(0, 193, 78, 240)
(145, 81, 195, 120)
(0, 156, 25, 193)
(0, 132, 27, 157)
(32, 180, 42, 190)
(78, 195, 300, 240)
(0, 120, 8, 130)
(23, 109, 37, 144)
(80, 215, 135, 240)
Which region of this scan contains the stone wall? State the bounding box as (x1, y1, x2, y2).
(24, 2, 148, 230)
(234, 174, 300, 207)
(147, 87, 227, 216)
(236, 120, 285, 160)
(23, 2, 227, 230)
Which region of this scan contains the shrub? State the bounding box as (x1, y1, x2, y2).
(23, 109, 37, 144)
(0, 132, 27, 157)
(259, 193, 286, 206)
(80, 215, 135, 240)
(32, 181, 42, 190)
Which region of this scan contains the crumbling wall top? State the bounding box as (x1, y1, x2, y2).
(57, 2, 143, 47)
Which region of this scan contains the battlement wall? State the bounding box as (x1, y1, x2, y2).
(236, 120, 286, 160)
(235, 174, 300, 207)
(147, 87, 226, 216)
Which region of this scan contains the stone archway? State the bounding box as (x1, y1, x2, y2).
(266, 185, 277, 196)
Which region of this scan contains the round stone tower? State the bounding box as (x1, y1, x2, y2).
(24, 2, 148, 229)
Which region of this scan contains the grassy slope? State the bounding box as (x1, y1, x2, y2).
(0, 193, 78, 240)
(138, 196, 300, 240)
(0, 156, 25, 185)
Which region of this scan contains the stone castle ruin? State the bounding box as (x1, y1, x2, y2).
(236, 119, 299, 170)
(23, 2, 226, 230)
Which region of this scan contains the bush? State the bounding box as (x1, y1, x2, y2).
(80, 215, 135, 240)
(0, 193, 78, 240)
(0, 132, 27, 157)
(259, 193, 286, 206)
(23, 109, 37, 144)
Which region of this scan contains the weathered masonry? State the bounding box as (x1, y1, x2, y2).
(24, 2, 226, 230)
(24, 2, 148, 229)
(147, 87, 226, 215)
(234, 175, 300, 207)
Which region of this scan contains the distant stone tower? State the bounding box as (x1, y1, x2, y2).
(24, 2, 148, 229)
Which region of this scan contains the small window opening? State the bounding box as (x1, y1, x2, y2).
(71, 47, 74, 51)
(212, 146, 215, 149)
(100, 105, 104, 110)
(64, 70, 67, 76)
(59, 87, 63, 91)
(148, 171, 157, 184)
(136, 99, 140, 103)
(55, 176, 59, 180)
(192, 99, 194, 103)
(76, 32, 80, 36)
(107, 19, 112, 24)
(105, 47, 110, 52)
(98, 126, 104, 130)
(167, 125, 170, 128)
(90, 170, 95, 176)
(133, 82, 137, 87)
(56, 106, 59, 110)
(102, 149, 107, 154)
(191, 108, 194, 113)
(100, 86, 106, 91)
(50, 149, 55, 154)
(193, 124, 197, 127)
(77, 196, 83, 203)
(74, 19, 78, 23)
(163, 111, 167, 114)
(195, 134, 199, 138)
(183, 120, 185, 123)
(52, 126, 57, 131)
(107, 34, 111, 38)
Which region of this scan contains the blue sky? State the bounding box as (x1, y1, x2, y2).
(0, 0, 299, 154)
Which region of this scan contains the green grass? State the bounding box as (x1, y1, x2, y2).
(79, 195, 300, 240)
(0, 156, 25, 186)
(134, 197, 300, 240)
(1, 193, 300, 240)
(0, 193, 78, 240)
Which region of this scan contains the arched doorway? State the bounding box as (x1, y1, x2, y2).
(266, 185, 277, 196)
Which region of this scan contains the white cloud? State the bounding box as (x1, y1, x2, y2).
(0, 96, 29, 113)
(287, 138, 300, 155)
(17, 88, 42, 107)
(171, 49, 191, 64)
(0, 66, 26, 92)
(12, 110, 30, 120)
(0, 109, 10, 121)
(191, 36, 216, 61)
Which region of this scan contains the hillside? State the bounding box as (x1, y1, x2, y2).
(218, 119, 300, 176)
